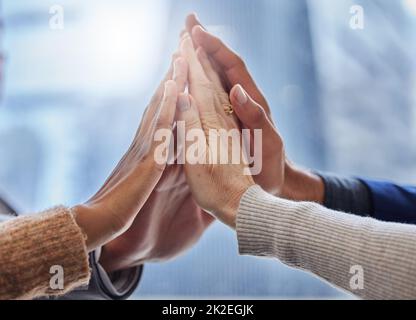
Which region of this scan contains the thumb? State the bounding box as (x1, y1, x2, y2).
(230, 84, 270, 130)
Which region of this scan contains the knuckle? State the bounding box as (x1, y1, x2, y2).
(200, 110, 219, 122)
(184, 117, 201, 130)
(172, 52, 180, 61)
(142, 151, 166, 173)
(200, 110, 220, 130)
(234, 54, 246, 68)
(152, 161, 167, 173)
(156, 115, 171, 129)
(217, 91, 230, 104)
(251, 105, 266, 125)
(195, 79, 215, 92)
(173, 72, 186, 81)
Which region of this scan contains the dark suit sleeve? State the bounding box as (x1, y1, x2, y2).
(318, 173, 416, 225)
(360, 179, 416, 224)
(61, 248, 143, 300)
(317, 173, 373, 216)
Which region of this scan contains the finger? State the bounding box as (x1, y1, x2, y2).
(186, 13, 205, 34)
(99, 73, 178, 199)
(176, 93, 210, 165)
(147, 80, 178, 169)
(180, 34, 210, 86)
(185, 14, 227, 86)
(196, 46, 240, 128)
(230, 84, 281, 167)
(107, 62, 175, 183)
(196, 47, 223, 89)
(126, 81, 178, 201)
(191, 25, 271, 117)
(186, 13, 268, 112)
(180, 34, 217, 117)
(96, 82, 178, 239)
(173, 57, 188, 93)
(155, 80, 178, 132)
(139, 63, 174, 136)
(230, 84, 272, 130)
(192, 25, 241, 71)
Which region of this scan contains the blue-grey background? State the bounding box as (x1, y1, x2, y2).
(0, 0, 415, 298)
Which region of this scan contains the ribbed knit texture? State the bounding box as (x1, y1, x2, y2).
(237, 185, 416, 299)
(0, 206, 90, 300)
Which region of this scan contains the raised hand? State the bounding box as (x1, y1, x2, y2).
(73, 77, 178, 252)
(177, 33, 254, 228)
(97, 56, 213, 272)
(184, 14, 324, 202)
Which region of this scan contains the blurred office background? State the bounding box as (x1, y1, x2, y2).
(0, 0, 415, 298)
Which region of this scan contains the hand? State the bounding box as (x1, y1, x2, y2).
(72, 78, 178, 252)
(178, 34, 255, 228)
(185, 14, 324, 203)
(98, 57, 214, 273)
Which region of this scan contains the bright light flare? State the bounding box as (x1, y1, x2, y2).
(83, 2, 167, 93)
(403, 0, 416, 15)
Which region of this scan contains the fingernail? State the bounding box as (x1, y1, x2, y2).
(235, 85, 248, 105)
(178, 94, 190, 111)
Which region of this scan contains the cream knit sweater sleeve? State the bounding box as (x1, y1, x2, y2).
(236, 185, 416, 299)
(0, 206, 90, 300)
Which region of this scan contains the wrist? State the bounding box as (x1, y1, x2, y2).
(72, 204, 97, 252)
(219, 183, 253, 229)
(281, 162, 324, 204)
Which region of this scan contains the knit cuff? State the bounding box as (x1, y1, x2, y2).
(0, 206, 91, 300)
(236, 185, 296, 260)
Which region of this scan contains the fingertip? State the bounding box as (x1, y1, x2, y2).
(190, 12, 200, 22)
(230, 84, 239, 100)
(231, 84, 248, 106)
(229, 88, 241, 115)
(186, 13, 201, 30)
(192, 25, 215, 51)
